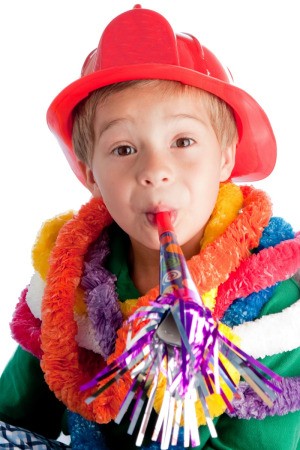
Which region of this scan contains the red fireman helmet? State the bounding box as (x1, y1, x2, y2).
(47, 5, 276, 185)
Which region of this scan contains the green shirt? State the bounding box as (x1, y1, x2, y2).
(0, 223, 300, 448)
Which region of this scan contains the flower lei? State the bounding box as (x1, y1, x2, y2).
(10, 182, 300, 427)
(80, 230, 123, 360)
(41, 199, 113, 421)
(229, 377, 300, 419)
(37, 182, 300, 426)
(214, 231, 300, 320)
(233, 297, 300, 359)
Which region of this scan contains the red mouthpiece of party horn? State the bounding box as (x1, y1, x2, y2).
(156, 211, 174, 235)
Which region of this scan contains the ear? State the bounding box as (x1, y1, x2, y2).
(78, 161, 102, 197)
(220, 143, 236, 182)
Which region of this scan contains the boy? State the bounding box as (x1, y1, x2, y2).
(0, 5, 299, 450)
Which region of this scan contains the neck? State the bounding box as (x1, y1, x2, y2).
(181, 232, 202, 260)
(129, 241, 160, 295)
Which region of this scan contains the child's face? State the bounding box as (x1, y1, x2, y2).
(82, 84, 235, 257)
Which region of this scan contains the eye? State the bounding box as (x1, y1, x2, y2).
(112, 145, 136, 156)
(172, 137, 195, 148)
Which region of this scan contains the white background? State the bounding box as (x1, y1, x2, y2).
(1, 0, 300, 373)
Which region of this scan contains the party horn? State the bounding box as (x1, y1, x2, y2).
(81, 212, 281, 449)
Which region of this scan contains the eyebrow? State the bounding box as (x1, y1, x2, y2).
(170, 113, 209, 127)
(96, 112, 209, 141)
(96, 118, 130, 141)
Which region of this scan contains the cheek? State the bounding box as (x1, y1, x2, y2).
(97, 177, 126, 210)
(190, 166, 220, 209)
(92, 167, 111, 194)
(189, 159, 220, 188)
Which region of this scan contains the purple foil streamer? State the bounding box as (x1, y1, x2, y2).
(81, 216, 286, 449)
(81, 289, 285, 448)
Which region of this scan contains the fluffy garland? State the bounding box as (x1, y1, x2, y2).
(80, 231, 122, 360)
(221, 285, 277, 327)
(229, 377, 300, 419)
(10, 287, 43, 360)
(41, 198, 113, 421)
(11, 216, 298, 360)
(10, 183, 300, 426)
(221, 216, 295, 326)
(40, 184, 273, 422)
(214, 233, 300, 320)
(233, 298, 300, 359)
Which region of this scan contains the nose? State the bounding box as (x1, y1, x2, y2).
(137, 150, 174, 187)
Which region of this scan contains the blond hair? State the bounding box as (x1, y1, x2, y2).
(72, 80, 238, 166)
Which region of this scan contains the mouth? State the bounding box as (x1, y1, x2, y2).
(145, 208, 177, 227)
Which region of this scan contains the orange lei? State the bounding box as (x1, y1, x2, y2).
(41, 184, 272, 423)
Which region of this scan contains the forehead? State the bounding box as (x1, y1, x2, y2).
(94, 81, 213, 119)
(93, 82, 212, 129)
(78, 80, 223, 136)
